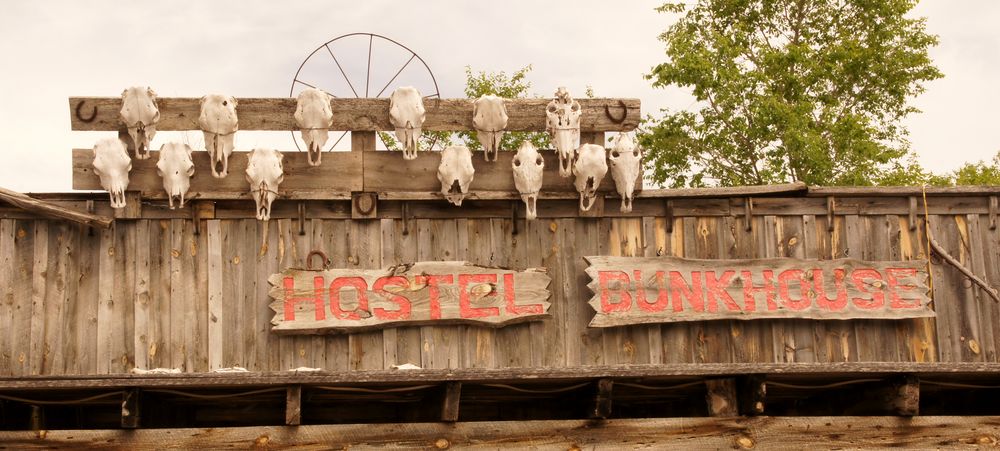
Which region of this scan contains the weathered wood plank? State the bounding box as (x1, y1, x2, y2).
(9, 221, 36, 376)
(150, 220, 171, 369)
(73, 149, 363, 194)
(704, 378, 739, 417)
(461, 219, 496, 368)
(206, 220, 224, 370)
(28, 221, 49, 375)
(0, 220, 16, 374)
(95, 224, 114, 373)
(7, 416, 1000, 449)
(390, 218, 422, 368)
(68, 97, 641, 132)
(73, 223, 99, 374)
(0, 186, 112, 229)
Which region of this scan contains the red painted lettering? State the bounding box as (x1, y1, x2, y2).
(415, 274, 453, 319)
(670, 271, 703, 312)
(372, 276, 411, 320)
(813, 268, 848, 311)
(459, 274, 501, 318)
(505, 273, 542, 315)
(283, 276, 327, 321)
(599, 271, 632, 313)
(741, 270, 775, 312)
(329, 277, 369, 320)
(705, 270, 740, 312)
(851, 269, 884, 309)
(887, 268, 921, 309)
(778, 269, 810, 310)
(634, 270, 669, 312)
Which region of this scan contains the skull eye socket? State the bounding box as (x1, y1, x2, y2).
(222, 100, 228, 106)
(547, 105, 557, 113)
(513, 158, 521, 167)
(535, 157, 543, 166)
(634, 149, 640, 157)
(611, 150, 620, 158)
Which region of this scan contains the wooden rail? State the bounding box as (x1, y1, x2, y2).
(69, 97, 641, 132)
(0, 186, 112, 228)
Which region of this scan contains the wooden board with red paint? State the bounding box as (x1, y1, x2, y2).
(585, 256, 934, 327)
(269, 261, 551, 334)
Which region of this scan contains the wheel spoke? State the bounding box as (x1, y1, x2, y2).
(365, 34, 373, 97)
(326, 44, 359, 98)
(294, 79, 319, 90)
(328, 131, 350, 152)
(375, 54, 416, 98)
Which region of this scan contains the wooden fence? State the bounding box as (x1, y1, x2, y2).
(2, 191, 999, 376)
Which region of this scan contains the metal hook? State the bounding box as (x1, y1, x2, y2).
(75, 100, 98, 123)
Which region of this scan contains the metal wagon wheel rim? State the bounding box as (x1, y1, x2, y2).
(289, 33, 441, 152)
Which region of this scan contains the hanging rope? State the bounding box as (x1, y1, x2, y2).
(480, 382, 590, 394)
(145, 387, 286, 400)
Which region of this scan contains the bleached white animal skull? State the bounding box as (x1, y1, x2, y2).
(119, 86, 160, 160)
(545, 87, 581, 178)
(91, 138, 132, 209)
(245, 148, 284, 221)
(156, 142, 195, 210)
(388, 86, 425, 160)
(573, 144, 608, 212)
(293, 88, 333, 166)
(437, 145, 475, 206)
(198, 94, 238, 178)
(512, 141, 544, 220)
(472, 95, 508, 162)
(608, 134, 642, 213)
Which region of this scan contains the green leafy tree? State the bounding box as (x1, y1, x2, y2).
(379, 65, 551, 153)
(641, 0, 943, 187)
(952, 153, 1000, 185)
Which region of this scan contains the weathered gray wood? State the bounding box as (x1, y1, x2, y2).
(585, 256, 934, 326)
(73, 149, 364, 194)
(69, 97, 641, 132)
(7, 416, 1000, 449)
(205, 220, 223, 370)
(704, 378, 739, 417)
(285, 385, 301, 425)
(0, 220, 16, 375)
(810, 185, 1000, 196)
(0, 186, 112, 228)
(28, 221, 48, 375)
(268, 261, 552, 333)
(591, 378, 614, 419)
(440, 381, 462, 422)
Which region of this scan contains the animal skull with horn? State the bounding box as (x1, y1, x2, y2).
(573, 144, 608, 212)
(156, 142, 195, 209)
(198, 94, 238, 178)
(389, 86, 426, 160)
(119, 86, 160, 159)
(294, 88, 333, 166)
(608, 134, 642, 213)
(91, 138, 132, 209)
(512, 141, 545, 220)
(545, 87, 581, 178)
(472, 94, 508, 161)
(437, 145, 475, 206)
(245, 148, 284, 221)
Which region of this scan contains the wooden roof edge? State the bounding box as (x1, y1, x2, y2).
(2, 362, 1000, 389)
(0, 186, 112, 229)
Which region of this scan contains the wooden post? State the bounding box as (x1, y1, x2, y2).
(0, 186, 113, 229)
(352, 131, 377, 152)
(738, 376, 766, 416)
(29, 405, 43, 431)
(121, 388, 141, 428)
(891, 375, 920, 417)
(286, 385, 302, 426)
(591, 378, 614, 419)
(705, 378, 739, 417)
(440, 382, 461, 422)
(113, 192, 142, 219)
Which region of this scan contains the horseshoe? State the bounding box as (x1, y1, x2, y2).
(604, 100, 628, 125)
(75, 100, 98, 123)
(306, 250, 330, 270)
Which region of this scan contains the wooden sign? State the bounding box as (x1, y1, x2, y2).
(269, 261, 551, 334)
(585, 256, 933, 327)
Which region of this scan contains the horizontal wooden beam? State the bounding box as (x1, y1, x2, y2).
(3, 417, 999, 449)
(639, 181, 807, 198)
(73, 149, 364, 194)
(809, 185, 1000, 196)
(1, 362, 999, 390)
(69, 97, 641, 132)
(0, 186, 112, 229)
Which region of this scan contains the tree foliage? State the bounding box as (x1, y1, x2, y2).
(380, 65, 550, 153)
(641, 0, 943, 187)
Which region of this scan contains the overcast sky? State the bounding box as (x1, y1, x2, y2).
(0, 1, 997, 192)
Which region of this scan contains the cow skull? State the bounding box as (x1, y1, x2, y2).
(608, 134, 642, 213)
(437, 145, 475, 206)
(198, 94, 238, 178)
(156, 142, 195, 210)
(119, 86, 160, 160)
(389, 86, 425, 160)
(245, 148, 284, 221)
(573, 144, 608, 212)
(512, 141, 544, 220)
(92, 138, 132, 209)
(293, 88, 333, 166)
(472, 95, 508, 161)
(545, 87, 581, 178)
